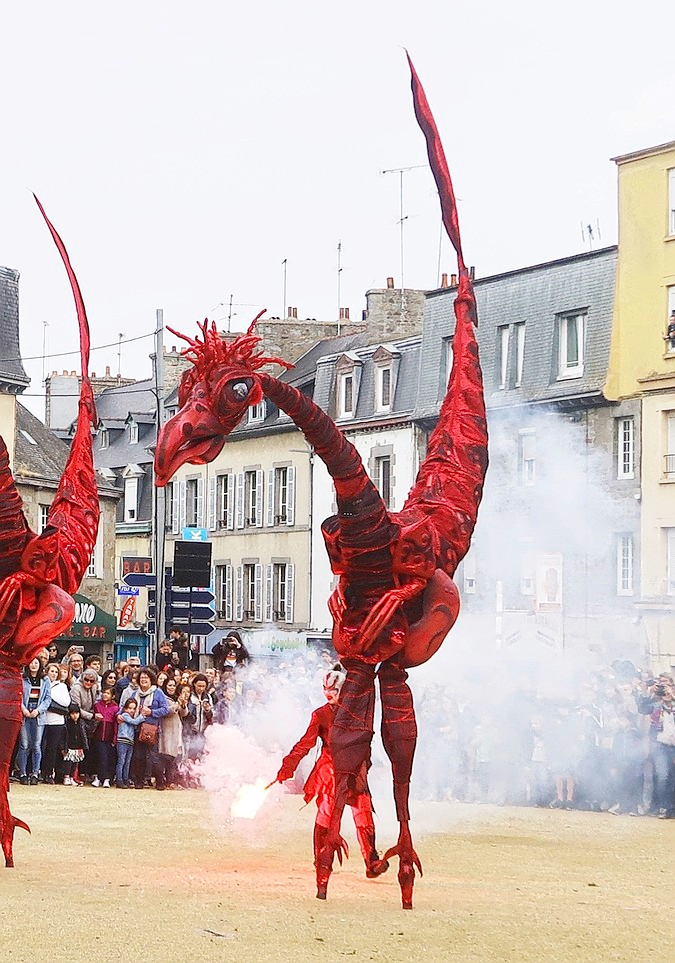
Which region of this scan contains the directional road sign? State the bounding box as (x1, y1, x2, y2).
(122, 572, 157, 588)
(182, 527, 208, 541)
(148, 620, 215, 637)
(149, 588, 215, 606)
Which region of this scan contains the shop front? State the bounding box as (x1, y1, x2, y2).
(55, 593, 117, 663)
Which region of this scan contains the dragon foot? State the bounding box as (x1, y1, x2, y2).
(365, 856, 390, 879)
(383, 825, 423, 910)
(1, 803, 31, 868)
(314, 825, 349, 900)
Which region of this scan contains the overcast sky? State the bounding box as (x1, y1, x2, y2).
(1, 0, 672, 418)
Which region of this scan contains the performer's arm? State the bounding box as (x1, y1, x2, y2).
(276, 709, 321, 782)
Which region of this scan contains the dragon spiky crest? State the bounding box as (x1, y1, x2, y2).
(167, 311, 292, 384)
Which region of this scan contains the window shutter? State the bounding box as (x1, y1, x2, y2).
(265, 564, 273, 622)
(208, 476, 217, 531)
(95, 522, 104, 578)
(178, 480, 187, 531)
(285, 563, 294, 624)
(196, 477, 205, 528)
(225, 565, 233, 623)
(235, 565, 244, 621)
(254, 564, 263, 621)
(267, 470, 275, 527)
(235, 473, 244, 529)
(171, 482, 180, 534)
(286, 466, 295, 526)
(255, 469, 264, 527)
(226, 473, 235, 529)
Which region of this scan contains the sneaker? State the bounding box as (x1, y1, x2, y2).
(91, 777, 101, 788)
(19, 775, 28, 786)
(46, 775, 55, 785)
(63, 776, 73, 786)
(102, 779, 111, 788)
(29, 774, 39, 786)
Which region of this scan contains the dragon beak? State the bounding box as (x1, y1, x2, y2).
(154, 401, 226, 487)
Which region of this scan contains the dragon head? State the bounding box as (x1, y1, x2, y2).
(155, 313, 291, 486)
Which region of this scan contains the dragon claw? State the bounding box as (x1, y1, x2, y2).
(382, 832, 423, 909)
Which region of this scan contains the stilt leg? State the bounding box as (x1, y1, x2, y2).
(378, 659, 423, 909)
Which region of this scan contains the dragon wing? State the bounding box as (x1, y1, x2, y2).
(401, 56, 488, 578)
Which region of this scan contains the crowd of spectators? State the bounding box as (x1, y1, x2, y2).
(11, 633, 675, 820)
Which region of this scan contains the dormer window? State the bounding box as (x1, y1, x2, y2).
(247, 400, 266, 424)
(557, 312, 585, 380)
(99, 428, 109, 450)
(122, 464, 145, 523)
(376, 366, 392, 411)
(128, 420, 139, 444)
(340, 373, 354, 417)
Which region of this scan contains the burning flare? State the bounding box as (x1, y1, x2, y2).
(230, 778, 270, 820)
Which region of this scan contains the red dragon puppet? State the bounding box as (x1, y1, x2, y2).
(154, 57, 488, 909)
(0, 198, 99, 867)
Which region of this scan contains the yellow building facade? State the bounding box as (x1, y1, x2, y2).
(606, 140, 675, 671)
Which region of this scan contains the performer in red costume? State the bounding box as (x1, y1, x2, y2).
(154, 56, 488, 909)
(274, 663, 389, 899)
(0, 198, 99, 867)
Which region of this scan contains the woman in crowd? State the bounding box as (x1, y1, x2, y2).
(41, 662, 71, 783)
(132, 668, 170, 789)
(17, 659, 51, 785)
(69, 669, 101, 782)
(57, 663, 73, 688)
(157, 677, 188, 789)
(101, 669, 118, 693)
(186, 673, 214, 762)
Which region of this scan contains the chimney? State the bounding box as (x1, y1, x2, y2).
(440, 273, 449, 288)
(105, 365, 111, 376)
(339, 307, 350, 321)
(450, 273, 458, 286)
(62, 370, 67, 376)
(386, 277, 395, 289)
(469, 265, 476, 281)
(291, 306, 298, 319)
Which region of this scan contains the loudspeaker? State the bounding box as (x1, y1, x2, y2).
(172, 541, 212, 587)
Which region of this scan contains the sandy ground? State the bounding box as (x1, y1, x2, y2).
(0, 785, 672, 963)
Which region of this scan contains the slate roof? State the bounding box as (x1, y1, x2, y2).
(14, 403, 118, 500)
(0, 266, 30, 391)
(413, 246, 618, 422)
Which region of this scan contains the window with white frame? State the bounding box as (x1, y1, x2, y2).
(557, 312, 585, 378)
(270, 465, 295, 525)
(515, 322, 526, 387)
(497, 325, 510, 389)
(376, 366, 392, 411)
(128, 420, 139, 444)
(339, 372, 354, 417)
(520, 430, 536, 486)
(214, 563, 233, 620)
(373, 454, 392, 508)
(185, 478, 199, 526)
(247, 400, 265, 424)
(124, 476, 138, 522)
(240, 562, 262, 621)
(216, 474, 234, 529)
(99, 427, 108, 450)
(85, 523, 103, 578)
(616, 417, 635, 479)
(667, 528, 675, 595)
(665, 411, 675, 479)
(616, 533, 634, 596)
(168, 480, 179, 534)
(39, 504, 50, 533)
(669, 168, 675, 236)
(266, 561, 295, 623)
(244, 470, 260, 526)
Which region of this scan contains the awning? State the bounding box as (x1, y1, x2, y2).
(56, 593, 117, 644)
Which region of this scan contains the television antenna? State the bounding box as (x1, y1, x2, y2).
(381, 164, 426, 302)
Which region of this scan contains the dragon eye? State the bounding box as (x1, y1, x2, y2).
(231, 381, 250, 400)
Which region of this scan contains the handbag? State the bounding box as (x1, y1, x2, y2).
(138, 721, 158, 745)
